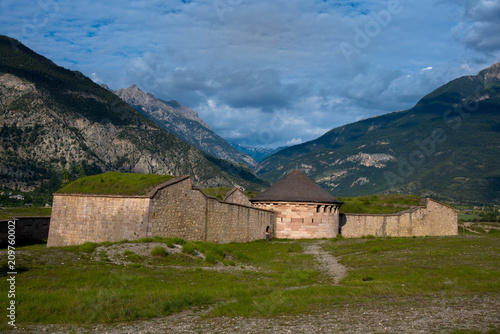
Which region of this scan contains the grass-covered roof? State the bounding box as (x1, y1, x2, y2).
(56, 172, 176, 196)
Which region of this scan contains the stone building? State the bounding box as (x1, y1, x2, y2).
(47, 175, 274, 247)
(250, 169, 343, 239)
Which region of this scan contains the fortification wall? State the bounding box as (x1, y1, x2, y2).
(150, 178, 274, 243)
(340, 198, 457, 238)
(48, 177, 275, 247)
(148, 178, 207, 241)
(47, 195, 150, 247)
(206, 198, 274, 243)
(254, 202, 339, 239)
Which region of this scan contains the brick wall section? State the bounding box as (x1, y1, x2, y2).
(224, 188, 252, 206)
(253, 202, 340, 239)
(340, 198, 458, 238)
(48, 176, 275, 246)
(47, 195, 150, 246)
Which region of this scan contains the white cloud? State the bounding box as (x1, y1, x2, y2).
(287, 138, 303, 145)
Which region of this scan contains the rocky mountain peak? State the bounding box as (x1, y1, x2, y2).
(114, 85, 258, 168)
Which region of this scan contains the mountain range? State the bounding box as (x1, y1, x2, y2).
(256, 63, 500, 204)
(111, 84, 258, 168)
(0, 34, 498, 204)
(0, 35, 267, 203)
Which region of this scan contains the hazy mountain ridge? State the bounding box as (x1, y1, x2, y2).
(0, 35, 267, 200)
(229, 142, 287, 162)
(114, 85, 258, 168)
(256, 63, 500, 204)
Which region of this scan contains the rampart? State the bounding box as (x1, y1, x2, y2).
(47, 195, 150, 247)
(340, 198, 458, 238)
(48, 176, 275, 247)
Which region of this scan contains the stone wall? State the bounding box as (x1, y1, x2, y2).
(149, 177, 274, 243)
(48, 176, 275, 247)
(253, 202, 340, 239)
(224, 188, 252, 206)
(340, 198, 457, 238)
(47, 195, 151, 247)
(0, 216, 51, 247)
(148, 177, 207, 241)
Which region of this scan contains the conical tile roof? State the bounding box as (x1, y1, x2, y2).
(251, 169, 343, 204)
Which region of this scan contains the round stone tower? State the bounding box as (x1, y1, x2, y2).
(250, 169, 343, 239)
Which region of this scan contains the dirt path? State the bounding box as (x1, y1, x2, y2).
(303, 240, 347, 284)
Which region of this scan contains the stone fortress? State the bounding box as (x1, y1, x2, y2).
(47, 169, 458, 247)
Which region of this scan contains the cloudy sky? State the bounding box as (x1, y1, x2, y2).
(1, 0, 499, 148)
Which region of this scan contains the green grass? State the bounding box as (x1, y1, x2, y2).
(201, 187, 259, 201)
(201, 187, 232, 200)
(338, 194, 423, 214)
(150, 246, 166, 257)
(0, 234, 498, 330)
(55, 172, 175, 196)
(0, 207, 51, 220)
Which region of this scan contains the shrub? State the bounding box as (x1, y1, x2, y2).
(232, 251, 249, 260)
(151, 246, 166, 257)
(205, 251, 217, 264)
(78, 242, 97, 253)
(370, 246, 384, 253)
(182, 242, 196, 255)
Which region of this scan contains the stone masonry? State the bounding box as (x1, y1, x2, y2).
(252, 202, 340, 239)
(340, 198, 458, 238)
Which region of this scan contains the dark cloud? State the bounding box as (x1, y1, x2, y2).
(0, 0, 498, 148)
(450, 0, 500, 53)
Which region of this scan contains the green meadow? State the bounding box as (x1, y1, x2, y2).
(0, 231, 498, 331)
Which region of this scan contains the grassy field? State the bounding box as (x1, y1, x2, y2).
(56, 172, 175, 196)
(1, 230, 498, 331)
(338, 194, 422, 214)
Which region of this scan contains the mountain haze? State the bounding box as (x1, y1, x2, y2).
(114, 85, 258, 168)
(0, 35, 267, 201)
(257, 63, 500, 204)
(229, 142, 286, 162)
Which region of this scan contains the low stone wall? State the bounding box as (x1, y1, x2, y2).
(48, 195, 151, 247)
(206, 197, 275, 243)
(0, 216, 51, 248)
(340, 198, 457, 238)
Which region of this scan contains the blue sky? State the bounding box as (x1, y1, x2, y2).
(1, 0, 499, 148)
